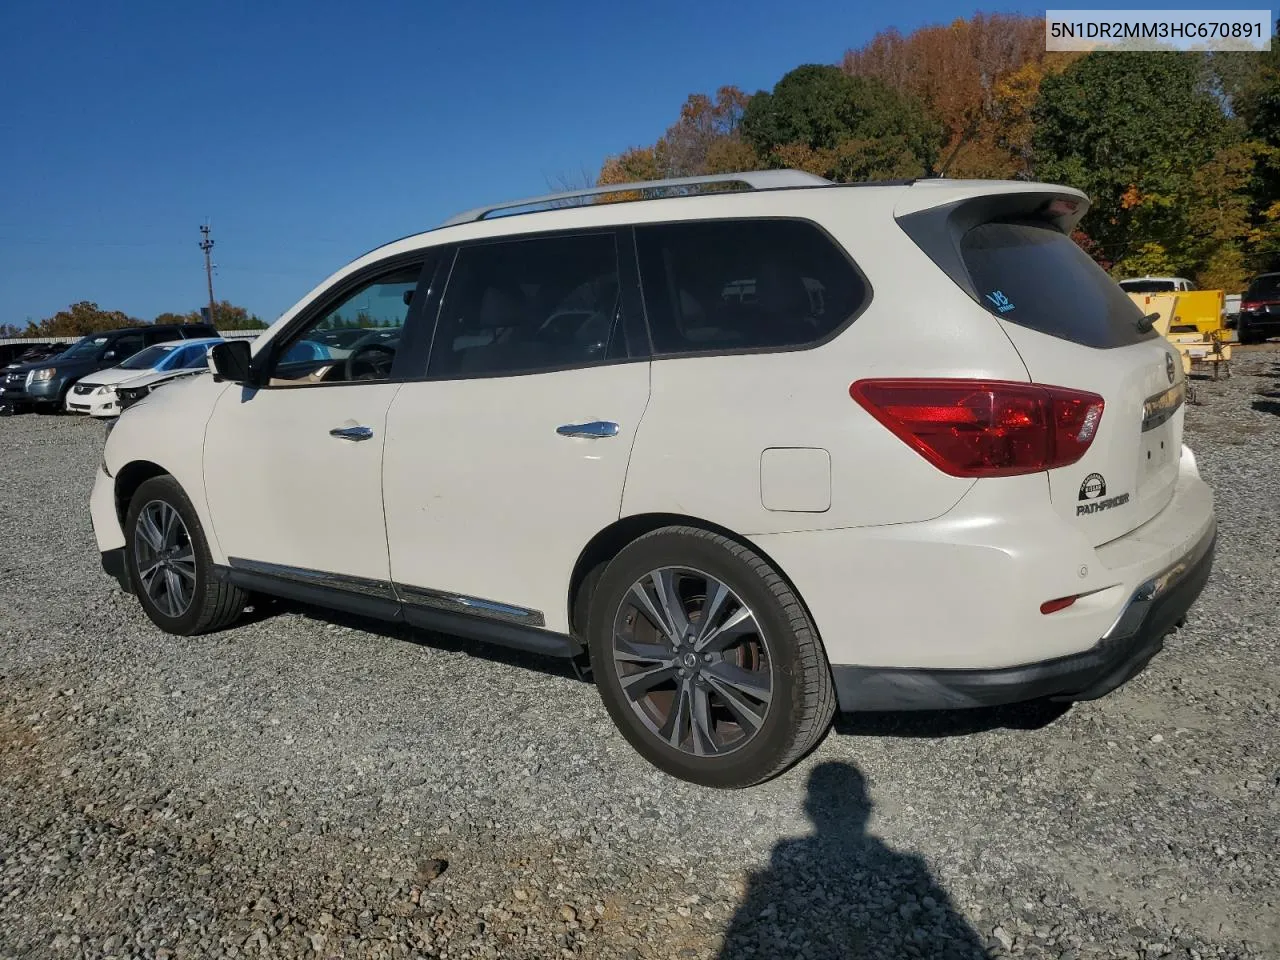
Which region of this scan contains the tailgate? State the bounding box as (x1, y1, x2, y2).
(1003, 328, 1184, 545)
(895, 190, 1183, 547)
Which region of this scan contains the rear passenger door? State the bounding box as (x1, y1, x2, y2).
(619, 218, 874, 532)
(382, 229, 650, 634)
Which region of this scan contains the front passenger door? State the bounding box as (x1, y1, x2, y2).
(203, 257, 433, 588)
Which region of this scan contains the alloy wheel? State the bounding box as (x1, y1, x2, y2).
(611, 566, 773, 757)
(133, 500, 196, 618)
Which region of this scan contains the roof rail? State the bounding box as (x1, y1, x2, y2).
(440, 170, 831, 227)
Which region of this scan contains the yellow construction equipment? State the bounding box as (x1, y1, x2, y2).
(1169, 289, 1227, 338)
(1126, 291, 1231, 398)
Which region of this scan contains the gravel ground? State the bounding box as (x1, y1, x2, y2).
(1, 346, 1278, 960)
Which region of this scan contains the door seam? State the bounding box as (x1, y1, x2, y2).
(380, 380, 409, 597)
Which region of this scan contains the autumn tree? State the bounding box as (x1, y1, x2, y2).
(660, 86, 756, 176)
(208, 301, 266, 330)
(741, 65, 941, 181)
(33, 302, 141, 337)
(842, 14, 1046, 178)
(597, 86, 759, 195)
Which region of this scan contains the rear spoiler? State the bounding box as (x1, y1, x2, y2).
(894, 188, 1090, 306)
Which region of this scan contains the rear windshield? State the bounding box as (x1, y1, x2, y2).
(1118, 279, 1177, 293)
(1246, 275, 1280, 299)
(960, 221, 1156, 348)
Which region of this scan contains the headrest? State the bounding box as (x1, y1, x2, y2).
(756, 261, 811, 318)
(478, 286, 528, 328)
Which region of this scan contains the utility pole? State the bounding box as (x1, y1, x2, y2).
(199, 223, 216, 325)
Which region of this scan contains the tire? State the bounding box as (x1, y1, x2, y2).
(1238, 327, 1262, 345)
(124, 475, 247, 635)
(587, 525, 836, 788)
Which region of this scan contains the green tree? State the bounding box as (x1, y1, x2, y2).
(1033, 53, 1231, 275)
(1230, 19, 1280, 274)
(154, 302, 266, 330)
(741, 65, 942, 181)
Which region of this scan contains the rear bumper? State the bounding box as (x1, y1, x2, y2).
(1238, 313, 1280, 335)
(831, 523, 1215, 710)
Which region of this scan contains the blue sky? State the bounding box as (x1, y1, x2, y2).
(0, 0, 1061, 326)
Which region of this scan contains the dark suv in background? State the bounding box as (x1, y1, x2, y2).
(1, 323, 218, 412)
(1238, 273, 1280, 344)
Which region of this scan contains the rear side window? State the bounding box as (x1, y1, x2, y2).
(961, 221, 1156, 348)
(635, 219, 867, 355)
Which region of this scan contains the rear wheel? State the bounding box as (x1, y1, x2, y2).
(1238, 326, 1263, 345)
(588, 526, 835, 788)
(125, 475, 247, 635)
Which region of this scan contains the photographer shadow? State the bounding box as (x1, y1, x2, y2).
(718, 761, 990, 959)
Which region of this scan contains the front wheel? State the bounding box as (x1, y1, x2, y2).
(124, 475, 247, 635)
(587, 526, 836, 788)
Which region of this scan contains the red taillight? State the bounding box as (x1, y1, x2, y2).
(849, 379, 1105, 478)
(1242, 300, 1259, 311)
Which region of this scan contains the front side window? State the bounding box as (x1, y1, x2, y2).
(264, 263, 422, 386)
(635, 219, 867, 355)
(428, 232, 621, 378)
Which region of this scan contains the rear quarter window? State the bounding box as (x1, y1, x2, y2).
(635, 219, 868, 355)
(961, 221, 1156, 349)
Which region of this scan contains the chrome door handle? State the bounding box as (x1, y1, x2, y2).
(556, 420, 620, 439)
(330, 425, 374, 441)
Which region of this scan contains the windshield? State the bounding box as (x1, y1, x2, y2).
(1118, 279, 1176, 293)
(1246, 275, 1280, 299)
(960, 220, 1156, 349)
(58, 335, 110, 359)
(119, 344, 177, 370)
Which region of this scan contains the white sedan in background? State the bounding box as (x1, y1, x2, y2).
(66, 338, 223, 417)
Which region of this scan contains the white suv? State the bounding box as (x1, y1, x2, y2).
(90, 171, 1216, 788)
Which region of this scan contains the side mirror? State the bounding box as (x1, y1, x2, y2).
(209, 340, 253, 383)
(103, 350, 118, 362)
